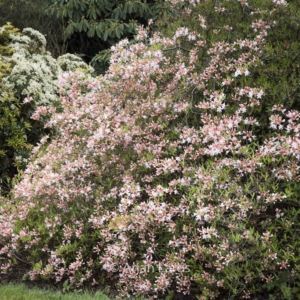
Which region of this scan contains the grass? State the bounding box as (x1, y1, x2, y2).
(0, 283, 146, 300)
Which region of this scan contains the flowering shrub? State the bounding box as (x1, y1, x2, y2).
(0, 24, 91, 195)
(1, 0, 300, 299)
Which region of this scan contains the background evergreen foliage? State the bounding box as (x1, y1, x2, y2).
(0, 0, 172, 74)
(0, 0, 67, 57)
(45, 0, 172, 73)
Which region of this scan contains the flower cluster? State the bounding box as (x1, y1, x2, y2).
(4, 27, 92, 107)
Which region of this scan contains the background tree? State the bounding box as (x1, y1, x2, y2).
(0, 0, 173, 74)
(0, 0, 67, 57)
(45, 0, 172, 73)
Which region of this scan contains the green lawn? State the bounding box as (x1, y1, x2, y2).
(0, 283, 146, 300)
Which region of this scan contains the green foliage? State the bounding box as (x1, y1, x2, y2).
(0, 0, 68, 57)
(45, 0, 171, 73)
(0, 23, 31, 195)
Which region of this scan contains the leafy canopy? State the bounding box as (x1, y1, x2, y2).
(45, 0, 172, 73)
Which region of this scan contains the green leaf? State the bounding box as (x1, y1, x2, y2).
(127, 2, 133, 14)
(87, 27, 95, 37)
(103, 30, 108, 41)
(115, 28, 121, 39)
(96, 27, 102, 38)
(65, 24, 75, 38)
(82, 19, 89, 31)
(91, 9, 97, 20)
(96, 22, 105, 38)
(113, 7, 120, 20)
(76, 21, 82, 32)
